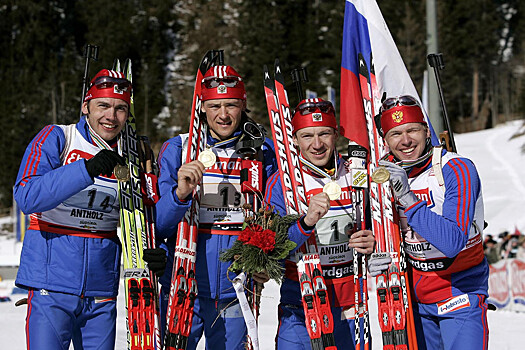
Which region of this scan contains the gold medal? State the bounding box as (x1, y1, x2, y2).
(114, 164, 130, 182)
(323, 181, 342, 200)
(371, 166, 390, 184)
(198, 149, 216, 168)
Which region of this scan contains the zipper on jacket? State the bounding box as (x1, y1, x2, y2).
(81, 238, 88, 296)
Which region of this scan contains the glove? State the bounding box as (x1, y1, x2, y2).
(143, 248, 167, 277)
(85, 150, 126, 179)
(378, 160, 419, 208)
(368, 252, 392, 277)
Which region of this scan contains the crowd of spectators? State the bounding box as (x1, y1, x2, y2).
(483, 228, 525, 264)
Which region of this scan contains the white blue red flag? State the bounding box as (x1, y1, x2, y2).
(340, 0, 437, 149)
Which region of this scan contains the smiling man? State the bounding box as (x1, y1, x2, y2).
(370, 95, 489, 350)
(154, 64, 277, 350)
(14, 69, 130, 349)
(265, 98, 375, 350)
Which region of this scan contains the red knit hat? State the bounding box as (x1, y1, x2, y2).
(380, 104, 426, 136)
(291, 98, 337, 133)
(84, 69, 132, 105)
(200, 65, 246, 101)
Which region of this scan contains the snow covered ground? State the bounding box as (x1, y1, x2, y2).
(1, 120, 525, 349)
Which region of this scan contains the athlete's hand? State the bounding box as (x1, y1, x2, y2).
(348, 229, 375, 254)
(378, 160, 418, 208)
(85, 149, 126, 179)
(142, 248, 167, 277)
(368, 252, 392, 277)
(176, 160, 205, 200)
(304, 192, 331, 227)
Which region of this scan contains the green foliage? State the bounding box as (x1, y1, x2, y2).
(220, 210, 299, 283)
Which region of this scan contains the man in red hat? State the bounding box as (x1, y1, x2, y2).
(265, 98, 375, 349)
(14, 69, 130, 349)
(370, 95, 489, 349)
(154, 65, 278, 349)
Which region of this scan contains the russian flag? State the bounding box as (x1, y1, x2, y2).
(340, 0, 437, 150)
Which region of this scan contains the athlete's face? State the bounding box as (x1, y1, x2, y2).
(202, 98, 245, 140)
(82, 98, 129, 142)
(293, 126, 338, 167)
(384, 122, 430, 161)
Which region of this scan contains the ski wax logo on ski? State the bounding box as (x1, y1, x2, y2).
(352, 170, 367, 188)
(175, 246, 197, 260)
(145, 174, 157, 200)
(123, 268, 150, 278)
(302, 253, 321, 264)
(312, 112, 322, 122)
(437, 294, 470, 315)
(250, 161, 260, 191)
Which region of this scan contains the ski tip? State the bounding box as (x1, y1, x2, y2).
(274, 59, 282, 75)
(263, 65, 271, 80)
(112, 58, 121, 72)
(124, 59, 132, 80)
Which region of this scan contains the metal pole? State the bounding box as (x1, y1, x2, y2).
(80, 44, 99, 116)
(290, 67, 308, 101)
(428, 53, 457, 152)
(426, 0, 443, 133)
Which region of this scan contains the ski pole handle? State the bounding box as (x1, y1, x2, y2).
(291, 67, 308, 101)
(427, 53, 457, 152)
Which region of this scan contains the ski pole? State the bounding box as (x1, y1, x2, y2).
(427, 53, 457, 152)
(291, 67, 308, 101)
(80, 44, 99, 117)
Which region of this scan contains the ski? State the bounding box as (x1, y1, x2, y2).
(357, 53, 417, 350)
(237, 121, 269, 350)
(119, 58, 161, 350)
(347, 142, 370, 350)
(263, 60, 336, 350)
(351, 191, 368, 350)
(164, 50, 222, 350)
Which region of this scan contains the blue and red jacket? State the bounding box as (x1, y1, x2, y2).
(155, 130, 277, 300)
(14, 117, 121, 297)
(398, 149, 489, 303)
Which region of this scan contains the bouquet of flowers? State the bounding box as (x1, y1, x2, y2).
(220, 204, 299, 283)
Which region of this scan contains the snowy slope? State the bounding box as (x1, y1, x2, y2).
(455, 120, 525, 234)
(1, 120, 525, 349)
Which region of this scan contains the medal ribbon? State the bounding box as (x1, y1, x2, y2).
(299, 151, 339, 181)
(86, 117, 128, 181)
(86, 117, 115, 151)
(208, 135, 241, 149)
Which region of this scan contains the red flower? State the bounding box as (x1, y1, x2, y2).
(257, 229, 276, 253)
(239, 224, 263, 243)
(238, 225, 276, 253)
